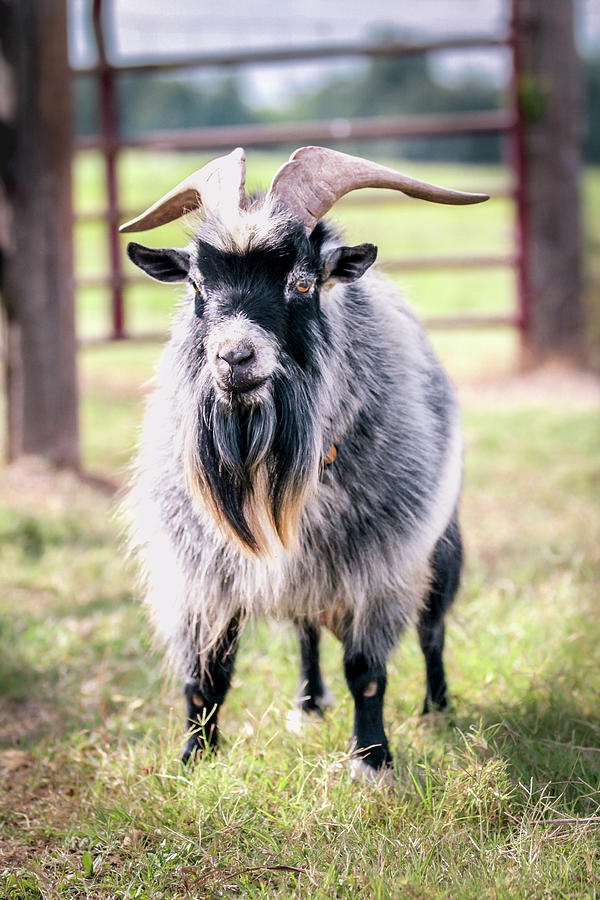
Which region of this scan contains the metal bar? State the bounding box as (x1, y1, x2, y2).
(76, 274, 130, 289)
(78, 313, 516, 347)
(76, 110, 513, 152)
(80, 331, 169, 346)
(72, 35, 510, 76)
(92, 0, 125, 339)
(380, 254, 516, 272)
(423, 313, 517, 329)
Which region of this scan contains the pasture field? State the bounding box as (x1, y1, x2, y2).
(0, 156, 599, 898)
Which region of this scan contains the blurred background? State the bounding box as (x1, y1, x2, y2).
(0, 0, 599, 475)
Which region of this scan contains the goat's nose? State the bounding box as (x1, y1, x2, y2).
(214, 341, 261, 392)
(218, 345, 255, 369)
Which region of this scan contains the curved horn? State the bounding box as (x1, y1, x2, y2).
(265, 146, 489, 233)
(119, 147, 247, 233)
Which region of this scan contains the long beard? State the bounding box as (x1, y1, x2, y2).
(184, 372, 320, 557)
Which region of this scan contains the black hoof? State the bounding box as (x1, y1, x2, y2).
(296, 683, 334, 714)
(298, 700, 326, 717)
(349, 737, 392, 773)
(181, 733, 200, 766)
(349, 754, 395, 785)
(181, 724, 218, 765)
(422, 693, 449, 715)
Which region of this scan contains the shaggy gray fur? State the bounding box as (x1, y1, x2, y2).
(127, 211, 461, 681)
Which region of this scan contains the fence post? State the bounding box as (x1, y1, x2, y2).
(512, 0, 586, 366)
(92, 0, 125, 339)
(0, 0, 79, 467)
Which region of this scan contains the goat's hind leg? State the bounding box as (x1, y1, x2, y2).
(294, 620, 334, 715)
(418, 515, 462, 714)
(182, 617, 240, 765)
(287, 620, 333, 733)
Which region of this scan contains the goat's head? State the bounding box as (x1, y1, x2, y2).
(123, 147, 487, 557)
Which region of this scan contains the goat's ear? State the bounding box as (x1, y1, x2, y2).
(321, 243, 377, 283)
(127, 242, 190, 283)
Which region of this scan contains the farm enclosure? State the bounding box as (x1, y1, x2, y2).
(1, 0, 599, 894)
(2, 156, 600, 899)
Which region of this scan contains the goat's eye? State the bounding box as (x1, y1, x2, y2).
(295, 280, 313, 294)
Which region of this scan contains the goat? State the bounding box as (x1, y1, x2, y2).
(121, 147, 487, 780)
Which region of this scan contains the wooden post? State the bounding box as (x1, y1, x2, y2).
(0, 0, 79, 467)
(512, 0, 586, 366)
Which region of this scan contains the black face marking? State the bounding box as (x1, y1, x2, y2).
(193, 220, 329, 372)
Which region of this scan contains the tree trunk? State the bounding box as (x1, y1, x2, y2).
(0, 0, 79, 467)
(513, 0, 586, 366)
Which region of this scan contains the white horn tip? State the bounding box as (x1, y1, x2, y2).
(119, 219, 138, 233)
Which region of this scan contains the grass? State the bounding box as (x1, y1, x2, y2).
(1, 153, 599, 897)
(1, 389, 599, 898)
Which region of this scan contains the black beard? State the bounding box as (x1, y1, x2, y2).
(187, 370, 319, 555)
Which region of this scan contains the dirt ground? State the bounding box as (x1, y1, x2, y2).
(455, 362, 600, 410)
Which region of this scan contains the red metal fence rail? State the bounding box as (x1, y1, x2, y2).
(73, 0, 523, 342)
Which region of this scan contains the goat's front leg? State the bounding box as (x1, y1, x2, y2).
(182, 617, 240, 765)
(344, 649, 393, 780)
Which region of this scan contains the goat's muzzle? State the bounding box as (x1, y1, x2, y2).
(206, 317, 278, 401)
(214, 339, 267, 395)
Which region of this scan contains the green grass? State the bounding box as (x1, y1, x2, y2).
(1, 390, 599, 898)
(1, 153, 599, 897)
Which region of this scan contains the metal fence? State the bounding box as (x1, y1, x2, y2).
(73, 0, 525, 342)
